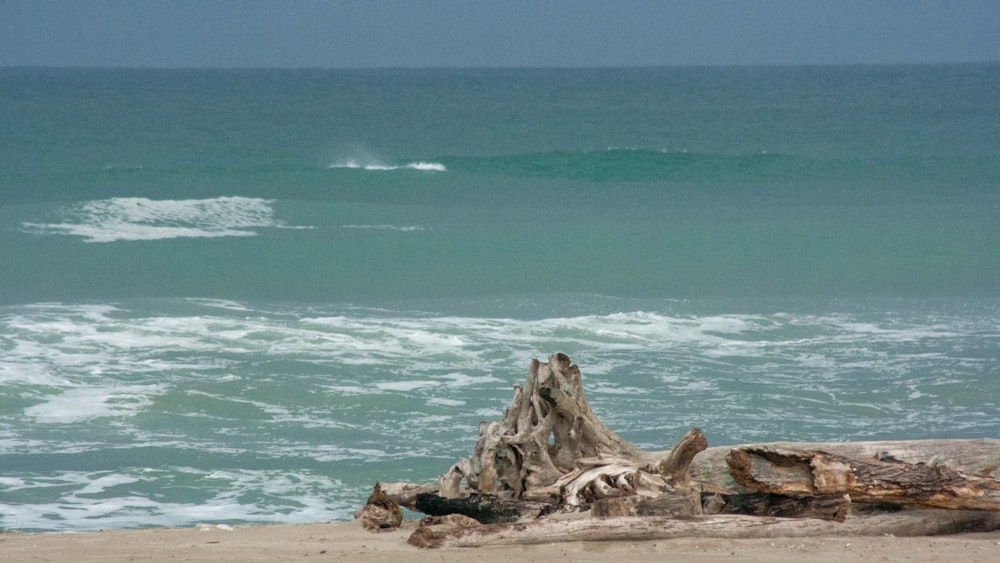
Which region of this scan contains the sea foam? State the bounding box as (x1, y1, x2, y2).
(21, 196, 296, 243)
(327, 159, 446, 172)
(2, 299, 997, 531)
(24, 384, 169, 424)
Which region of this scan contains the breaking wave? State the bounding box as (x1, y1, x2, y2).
(327, 160, 446, 172)
(21, 196, 303, 243)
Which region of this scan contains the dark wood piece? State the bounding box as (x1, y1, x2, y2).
(703, 492, 849, 522)
(414, 492, 551, 524)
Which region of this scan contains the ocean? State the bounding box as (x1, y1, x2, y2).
(1, 65, 998, 532)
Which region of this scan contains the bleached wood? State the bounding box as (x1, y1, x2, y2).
(424, 354, 691, 503)
(407, 510, 1000, 548)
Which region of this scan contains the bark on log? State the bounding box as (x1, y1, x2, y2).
(408, 510, 1000, 548)
(592, 492, 848, 521)
(414, 493, 552, 524)
(727, 445, 1000, 511)
(702, 492, 850, 522)
(591, 491, 701, 518)
(690, 439, 1000, 492)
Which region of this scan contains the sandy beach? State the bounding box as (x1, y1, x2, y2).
(2, 519, 998, 562)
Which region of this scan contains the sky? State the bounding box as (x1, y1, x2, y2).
(1, 1, 997, 68)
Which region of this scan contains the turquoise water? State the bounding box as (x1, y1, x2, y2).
(1, 65, 998, 531)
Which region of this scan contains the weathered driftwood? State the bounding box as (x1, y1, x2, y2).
(387, 438, 1000, 512)
(593, 491, 849, 521)
(383, 354, 1000, 507)
(557, 428, 707, 507)
(727, 445, 1000, 511)
(690, 439, 1000, 492)
(427, 353, 704, 505)
(354, 483, 403, 532)
(379, 481, 441, 512)
(701, 492, 850, 521)
(592, 492, 699, 518)
(414, 493, 552, 524)
(408, 510, 1000, 548)
(356, 353, 1000, 545)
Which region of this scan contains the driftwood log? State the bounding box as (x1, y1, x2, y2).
(591, 491, 849, 521)
(408, 511, 1000, 548)
(727, 445, 1000, 511)
(357, 353, 1000, 545)
(691, 438, 1000, 491)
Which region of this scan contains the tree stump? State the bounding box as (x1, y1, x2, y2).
(426, 353, 707, 506)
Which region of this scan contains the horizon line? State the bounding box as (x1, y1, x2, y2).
(2, 60, 999, 72)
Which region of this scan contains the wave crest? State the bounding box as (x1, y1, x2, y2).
(327, 159, 446, 172)
(340, 224, 426, 232)
(441, 148, 800, 181)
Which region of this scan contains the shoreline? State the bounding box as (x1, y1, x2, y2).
(2, 520, 999, 562)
